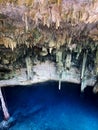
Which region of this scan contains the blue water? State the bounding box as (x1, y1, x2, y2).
(1, 81, 98, 130)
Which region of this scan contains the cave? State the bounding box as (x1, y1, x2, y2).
(0, 0, 98, 129)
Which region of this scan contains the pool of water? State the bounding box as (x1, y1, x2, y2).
(1, 81, 98, 130)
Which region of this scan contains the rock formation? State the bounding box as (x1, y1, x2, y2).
(0, 0, 98, 88)
(0, 0, 98, 90)
(0, 0, 98, 124)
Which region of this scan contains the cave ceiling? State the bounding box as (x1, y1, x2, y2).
(0, 0, 98, 89)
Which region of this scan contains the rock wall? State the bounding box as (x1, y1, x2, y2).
(0, 0, 98, 91)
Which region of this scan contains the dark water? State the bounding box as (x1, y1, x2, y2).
(1, 81, 98, 130)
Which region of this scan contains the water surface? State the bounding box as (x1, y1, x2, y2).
(1, 81, 98, 130)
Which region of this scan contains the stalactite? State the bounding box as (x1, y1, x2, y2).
(76, 46, 82, 60)
(0, 87, 10, 120)
(57, 0, 61, 6)
(58, 72, 62, 90)
(56, 50, 63, 90)
(49, 48, 52, 54)
(81, 51, 87, 92)
(1, 37, 16, 51)
(95, 47, 98, 75)
(81, 77, 87, 92)
(81, 52, 87, 80)
(22, 12, 29, 32)
(25, 56, 33, 80)
(40, 47, 48, 56)
(65, 52, 71, 70)
(93, 82, 98, 93)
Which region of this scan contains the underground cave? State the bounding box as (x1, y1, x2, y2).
(0, 0, 98, 129)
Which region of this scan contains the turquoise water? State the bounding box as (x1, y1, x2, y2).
(1, 81, 98, 130)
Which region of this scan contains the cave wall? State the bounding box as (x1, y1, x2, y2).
(0, 0, 98, 90)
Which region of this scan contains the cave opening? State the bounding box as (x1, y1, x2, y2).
(0, 81, 98, 130)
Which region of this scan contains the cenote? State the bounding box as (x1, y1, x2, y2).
(0, 81, 98, 130)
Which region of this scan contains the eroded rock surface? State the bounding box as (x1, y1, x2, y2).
(0, 0, 98, 91)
